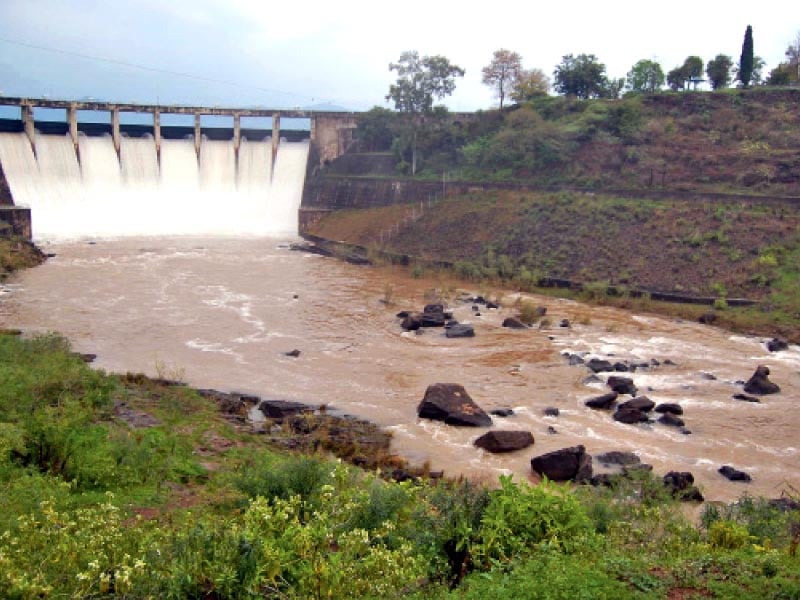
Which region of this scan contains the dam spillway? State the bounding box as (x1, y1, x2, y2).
(0, 97, 361, 240)
(0, 131, 310, 239)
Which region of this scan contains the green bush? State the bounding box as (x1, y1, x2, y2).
(428, 552, 640, 600)
(708, 520, 754, 550)
(473, 476, 593, 567)
(235, 454, 334, 505)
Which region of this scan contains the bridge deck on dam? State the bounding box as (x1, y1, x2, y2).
(0, 119, 310, 141)
(0, 96, 358, 120)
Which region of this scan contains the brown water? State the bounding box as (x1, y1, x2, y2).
(1, 237, 798, 502)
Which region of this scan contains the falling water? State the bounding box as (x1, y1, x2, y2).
(0, 131, 309, 239)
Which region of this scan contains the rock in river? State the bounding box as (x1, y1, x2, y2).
(718, 465, 752, 482)
(531, 445, 593, 482)
(613, 407, 649, 424)
(618, 396, 655, 412)
(445, 324, 475, 338)
(585, 391, 619, 410)
(502, 317, 528, 329)
(474, 430, 534, 453)
(766, 337, 789, 352)
(417, 383, 492, 427)
(607, 375, 637, 396)
(743, 365, 780, 395)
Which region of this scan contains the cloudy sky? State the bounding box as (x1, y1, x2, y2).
(0, 0, 797, 112)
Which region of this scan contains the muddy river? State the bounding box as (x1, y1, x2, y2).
(1, 237, 798, 502)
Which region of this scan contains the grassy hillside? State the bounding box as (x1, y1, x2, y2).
(354, 88, 800, 197)
(2, 331, 800, 598)
(307, 190, 800, 340)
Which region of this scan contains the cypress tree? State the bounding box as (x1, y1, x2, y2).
(739, 25, 754, 88)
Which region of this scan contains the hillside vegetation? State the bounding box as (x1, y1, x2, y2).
(353, 88, 800, 197)
(1, 332, 800, 598)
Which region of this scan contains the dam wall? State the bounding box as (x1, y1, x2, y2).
(0, 97, 360, 239)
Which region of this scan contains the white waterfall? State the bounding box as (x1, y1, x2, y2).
(0, 131, 309, 239)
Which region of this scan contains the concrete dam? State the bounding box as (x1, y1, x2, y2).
(0, 98, 358, 239)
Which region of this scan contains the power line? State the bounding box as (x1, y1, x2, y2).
(0, 36, 342, 106)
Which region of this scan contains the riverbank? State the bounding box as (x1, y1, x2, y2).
(302, 189, 800, 343)
(0, 235, 45, 281)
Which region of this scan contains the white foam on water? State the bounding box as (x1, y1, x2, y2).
(0, 132, 40, 208)
(0, 132, 309, 239)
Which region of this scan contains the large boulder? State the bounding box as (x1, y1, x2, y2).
(260, 400, 315, 419)
(619, 396, 655, 412)
(718, 465, 752, 482)
(658, 413, 686, 427)
(766, 338, 789, 352)
(445, 324, 475, 338)
(607, 376, 637, 396)
(531, 445, 593, 482)
(401, 315, 422, 331)
(474, 430, 534, 453)
(419, 312, 447, 327)
(502, 317, 528, 329)
(585, 391, 619, 410)
(743, 365, 780, 395)
(586, 358, 615, 373)
(655, 403, 683, 415)
(614, 407, 649, 424)
(417, 383, 492, 427)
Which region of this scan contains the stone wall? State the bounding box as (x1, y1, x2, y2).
(301, 175, 800, 212)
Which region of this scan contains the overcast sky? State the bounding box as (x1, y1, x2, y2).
(0, 0, 797, 112)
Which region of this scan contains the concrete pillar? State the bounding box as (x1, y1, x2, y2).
(233, 112, 241, 178)
(271, 113, 280, 176)
(21, 104, 35, 155)
(111, 107, 120, 156)
(194, 112, 201, 160)
(310, 115, 316, 142)
(233, 112, 241, 152)
(153, 109, 161, 170)
(68, 104, 79, 152)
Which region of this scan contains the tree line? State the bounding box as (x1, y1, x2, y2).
(384, 26, 800, 119)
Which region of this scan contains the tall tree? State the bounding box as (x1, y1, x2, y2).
(786, 31, 800, 82)
(738, 25, 754, 87)
(482, 49, 523, 109)
(553, 54, 607, 99)
(386, 51, 464, 174)
(683, 56, 704, 89)
(667, 66, 688, 91)
(667, 56, 704, 90)
(510, 68, 550, 102)
(706, 54, 733, 89)
(626, 59, 665, 93)
(766, 31, 800, 86)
